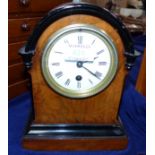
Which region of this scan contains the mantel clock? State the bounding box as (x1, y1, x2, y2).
(20, 2, 135, 150)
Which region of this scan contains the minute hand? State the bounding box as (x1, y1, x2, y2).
(82, 66, 101, 80)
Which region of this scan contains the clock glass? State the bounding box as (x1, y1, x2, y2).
(41, 24, 118, 98)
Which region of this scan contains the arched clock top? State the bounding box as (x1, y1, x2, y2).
(19, 2, 136, 70)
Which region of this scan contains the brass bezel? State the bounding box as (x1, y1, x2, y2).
(41, 24, 118, 98)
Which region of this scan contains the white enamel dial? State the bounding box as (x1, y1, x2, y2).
(42, 25, 118, 98)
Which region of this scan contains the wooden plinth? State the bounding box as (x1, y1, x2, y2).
(22, 123, 128, 150)
(23, 137, 128, 151)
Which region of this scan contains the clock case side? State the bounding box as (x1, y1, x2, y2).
(19, 3, 135, 150)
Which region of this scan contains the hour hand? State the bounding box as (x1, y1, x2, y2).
(65, 59, 78, 63)
(65, 59, 94, 63)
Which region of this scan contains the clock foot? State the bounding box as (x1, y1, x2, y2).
(22, 123, 128, 150)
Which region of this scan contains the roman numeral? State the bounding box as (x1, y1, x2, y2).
(91, 39, 96, 45)
(64, 39, 69, 44)
(77, 81, 81, 88)
(98, 61, 107, 66)
(88, 79, 93, 85)
(78, 36, 83, 44)
(55, 71, 63, 78)
(51, 62, 60, 66)
(65, 79, 70, 86)
(54, 51, 64, 54)
(95, 71, 102, 78)
(97, 49, 104, 55)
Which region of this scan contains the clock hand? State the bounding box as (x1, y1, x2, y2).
(65, 59, 94, 63)
(65, 59, 78, 63)
(79, 57, 98, 63)
(82, 66, 101, 80)
(81, 60, 94, 63)
(76, 62, 100, 80)
(65, 55, 99, 63)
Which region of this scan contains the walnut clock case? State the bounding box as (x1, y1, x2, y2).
(20, 3, 135, 151)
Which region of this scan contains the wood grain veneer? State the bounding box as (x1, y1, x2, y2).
(29, 14, 127, 124)
(9, 0, 70, 15)
(8, 17, 42, 43)
(136, 49, 146, 96)
(8, 63, 28, 85)
(8, 79, 30, 99)
(8, 0, 71, 99)
(23, 137, 128, 151)
(8, 41, 26, 65)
